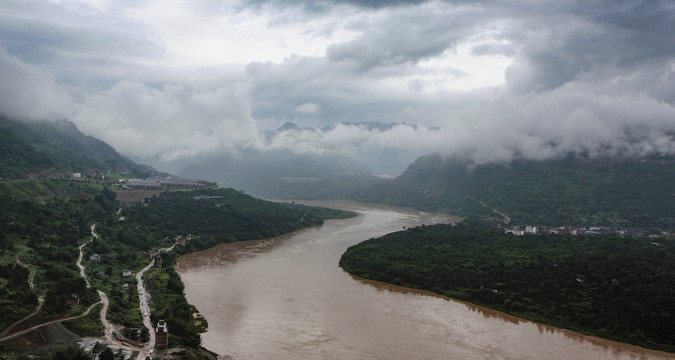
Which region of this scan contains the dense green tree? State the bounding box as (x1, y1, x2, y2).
(340, 223, 675, 352)
(358, 154, 675, 228)
(99, 347, 114, 360)
(50, 344, 90, 360)
(121, 188, 353, 249)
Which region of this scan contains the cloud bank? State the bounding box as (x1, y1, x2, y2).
(0, 0, 674, 174)
(0, 48, 72, 120)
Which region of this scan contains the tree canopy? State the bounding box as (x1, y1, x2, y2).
(340, 223, 675, 352)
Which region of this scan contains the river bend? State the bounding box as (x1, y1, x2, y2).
(177, 201, 673, 360)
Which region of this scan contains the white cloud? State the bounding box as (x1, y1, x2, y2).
(124, 0, 359, 67)
(73, 81, 261, 165)
(0, 0, 674, 174)
(295, 102, 321, 115)
(0, 48, 72, 120)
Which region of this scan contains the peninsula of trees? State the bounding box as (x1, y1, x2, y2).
(340, 222, 675, 352)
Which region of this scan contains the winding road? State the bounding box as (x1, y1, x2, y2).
(0, 301, 101, 342)
(2, 219, 177, 359)
(0, 229, 101, 340)
(136, 260, 157, 357)
(87, 224, 152, 359)
(475, 197, 511, 224)
(0, 258, 44, 338)
(76, 225, 97, 288)
(136, 242, 177, 358)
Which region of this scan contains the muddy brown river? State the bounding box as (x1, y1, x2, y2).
(176, 201, 674, 360)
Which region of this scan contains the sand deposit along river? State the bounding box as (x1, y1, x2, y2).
(176, 201, 673, 360)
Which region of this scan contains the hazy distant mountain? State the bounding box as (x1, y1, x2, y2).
(0, 116, 159, 179)
(262, 121, 405, 141)
(262, 121, 422, 175)
(177, 146, 377, 198)
(318, 121, 411, 133)
(358, 153, 675, 228)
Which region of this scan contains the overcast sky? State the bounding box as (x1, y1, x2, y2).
(1, 0, 674, 173)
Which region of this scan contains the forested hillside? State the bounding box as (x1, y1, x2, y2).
(1, 179, 354, 357)
(0, 119, 356, 357)
(0, 116, 157, 179)
(0, 181, 116, 332)
(340, 222, 675, 352)
(120, 188, 355, 251)
(358, 153, 675, 228)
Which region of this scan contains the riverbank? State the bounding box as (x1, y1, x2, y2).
(348, 274, 675, 359)
(176, 201, 674, 360)
(1, 188, 358, 359)
(339, 222, 675, 355)
(179, 248, 675, 360)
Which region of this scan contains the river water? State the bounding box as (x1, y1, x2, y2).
(176, 201, 674, 360)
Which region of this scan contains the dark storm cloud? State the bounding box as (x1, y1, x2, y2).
(495, 0, 675, 94)
(0, 0, 164, 89)
(241, 0, 434, 12)
(0, 18, 163, 66)
(269, 0, 675, 103)
(588, 0, 675, 63)
(326, 6, 482, 69)
(238, 0, 675, 170)
(244, 57, 424, 126)
(0, 0, 674, 172)
(338, 0, 430, 8)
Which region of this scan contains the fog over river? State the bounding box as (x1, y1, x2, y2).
(176, 201, 673, 360)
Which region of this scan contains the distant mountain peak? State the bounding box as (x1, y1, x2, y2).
(277, 122, 300, 132)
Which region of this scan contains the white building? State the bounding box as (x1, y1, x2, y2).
(525, 226, 538, 234)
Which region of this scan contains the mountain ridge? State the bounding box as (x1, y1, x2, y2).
(0, 116, 159, 179)
(357, 153, 675, 228)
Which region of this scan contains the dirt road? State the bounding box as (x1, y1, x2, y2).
(0, 301, 101, 343)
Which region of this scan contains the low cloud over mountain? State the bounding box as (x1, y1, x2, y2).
(1, 0, 674, 173)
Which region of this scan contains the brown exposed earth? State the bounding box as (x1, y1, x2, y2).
(114, 190, 161, 206)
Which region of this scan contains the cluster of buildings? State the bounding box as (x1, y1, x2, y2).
(143, 249, 164, 267)
(121, 177, 210, 189)
(193, 195, 223, 200)
(122, 319, 169, 351)
(88, 253, 119, 263)
(141, 235, 191, 268)
(497, 224, 673, 240)
(174, 234, 192, 246)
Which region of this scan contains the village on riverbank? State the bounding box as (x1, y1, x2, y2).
(498, 223, 674, 240)
(0, 179, 354, 359)
(0, 218, 216, 360)
(0, 177, 217, 359)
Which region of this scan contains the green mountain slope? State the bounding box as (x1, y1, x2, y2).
(358, 153, 675, 228)
(0, 116, 157, 179)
